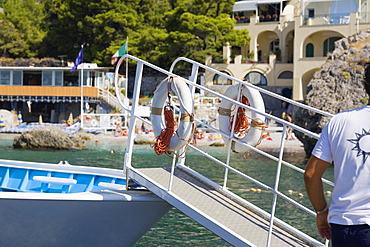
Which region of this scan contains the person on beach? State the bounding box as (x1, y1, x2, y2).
(304, 62, 370, 246)
(282, 111, 297, 140)
(141, 122, 148, 133)
(114, 123, 123, 136)
(193, 128, 199, 146)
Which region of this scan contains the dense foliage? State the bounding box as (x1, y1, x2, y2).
(0, 0, 250, 68)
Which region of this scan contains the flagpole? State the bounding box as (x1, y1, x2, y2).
(80, 44, 84, 129)
(124, 37, 128, 128)
(125, 36, 128, 99)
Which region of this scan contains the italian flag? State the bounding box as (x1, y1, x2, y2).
(111, 41, 128, 65)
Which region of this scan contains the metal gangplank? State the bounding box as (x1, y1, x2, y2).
(114, 55, 333, 247)
(129, 166, 319, 247)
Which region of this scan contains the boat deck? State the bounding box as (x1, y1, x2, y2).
(130, 166, 322, 247)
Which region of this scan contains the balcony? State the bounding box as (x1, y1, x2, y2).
(234, 14, 280, 24)
(303, 13, 351, 26)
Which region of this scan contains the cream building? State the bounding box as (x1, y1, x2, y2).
(206, 0, 369, 105)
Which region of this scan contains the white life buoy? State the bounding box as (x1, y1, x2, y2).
(218, 84, 266, 153)
(111, 117, 121, 127)
(91, 118, 98, 127)
(151, 76, 194, 153)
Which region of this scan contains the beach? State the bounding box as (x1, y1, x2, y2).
(0, 126, 305, 154)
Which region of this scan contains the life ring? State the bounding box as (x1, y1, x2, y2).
(151, 76, 194, 153)
(91, 118, 98, 127)
(111, 117, 121, 127)
(218, 84, 266, 153)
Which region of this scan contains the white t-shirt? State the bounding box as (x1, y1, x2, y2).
(312, 105, 370, 225)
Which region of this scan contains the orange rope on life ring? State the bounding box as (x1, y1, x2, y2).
(153, 106, 176, 155)
(230, 95, 250, 138)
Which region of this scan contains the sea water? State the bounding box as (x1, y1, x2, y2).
(0, 136, 333, 246)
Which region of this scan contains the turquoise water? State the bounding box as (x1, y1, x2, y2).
(0, 136, 333, 246)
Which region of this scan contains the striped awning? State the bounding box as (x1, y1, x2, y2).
(0, 95, 98, 103)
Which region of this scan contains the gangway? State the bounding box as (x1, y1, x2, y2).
(114, 55, 333, 246)
(129, 166, 322, 246)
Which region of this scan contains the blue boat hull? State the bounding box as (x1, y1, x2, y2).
(0, 159, 172, 246)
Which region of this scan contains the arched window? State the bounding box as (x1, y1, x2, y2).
(244, 72, 267, 85)
(278, 71, 293, 79)
(213, 71, 232, 85)
(323, 37, 341, 56)
(306, 43, 314, 57)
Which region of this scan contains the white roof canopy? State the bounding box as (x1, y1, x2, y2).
(233, 0, 283, 12)
(256, 0, 283, 4)
(233, 1, 257, 12)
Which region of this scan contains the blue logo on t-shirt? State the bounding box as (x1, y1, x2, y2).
(348, 129, 370, 164)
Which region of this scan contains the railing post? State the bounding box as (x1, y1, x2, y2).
(266, 125, 288, 247)
(223, 83, 243, 190)
(168, 156, 177, 192)
(123, 61, 144, 171)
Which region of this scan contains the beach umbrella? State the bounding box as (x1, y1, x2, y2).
(67, 113, 73, 125)
(17, 111, 23, 124)
(0, 115, 4, 127)
(39, 115, 43, 125)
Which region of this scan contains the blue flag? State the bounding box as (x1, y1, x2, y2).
(70, 47, 83, 72)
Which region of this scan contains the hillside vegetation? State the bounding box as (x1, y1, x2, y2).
(0, 0, 250, 68)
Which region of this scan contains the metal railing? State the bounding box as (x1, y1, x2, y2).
(303, 13, 351, 26)
(98, 88, 127, 111)
(115, 54, 333, 246)
(359, 12, 370, 23)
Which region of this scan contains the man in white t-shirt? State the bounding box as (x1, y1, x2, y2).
(304, 62, 370, 246)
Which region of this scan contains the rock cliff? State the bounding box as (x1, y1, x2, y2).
(294, 30, 370, 157)
(13, 126, 86, 150)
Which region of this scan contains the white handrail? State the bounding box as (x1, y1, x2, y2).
(114, 55, 332, 246)
(170, 57, 334, 118)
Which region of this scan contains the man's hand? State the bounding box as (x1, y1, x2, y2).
(304, 155, 332, 239)
(316, 212, 331, 239)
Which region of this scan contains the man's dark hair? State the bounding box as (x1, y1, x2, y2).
(364, 62, 370, 94)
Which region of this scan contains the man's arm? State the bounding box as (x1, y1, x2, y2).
(304, 155, 332, 239)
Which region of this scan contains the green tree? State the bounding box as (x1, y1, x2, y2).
(104, 0, 171, 67)
(1, 0, 46, 57)
(190, 0, 235, 16)
(0, 19, 27, 57)
(119, 0, 171, 66)
(41, 0, 142, 65)
(221, 29, 251, 47)
(129, 27, 169, 64)
(1, 0, 248, 69)
(158, 0, 244, 67)
(0, 0, 7, 7)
